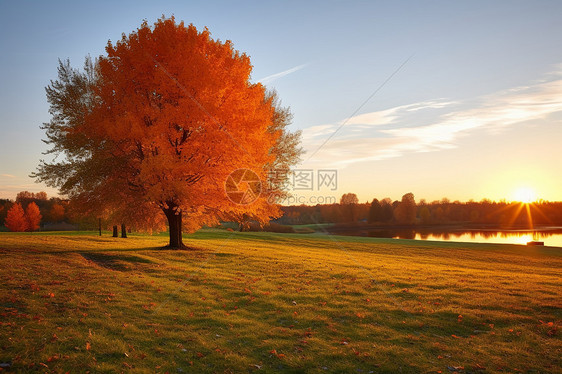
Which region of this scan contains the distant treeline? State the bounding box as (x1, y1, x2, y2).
(276, 193, 562, 227)
(4, 191, 562, 231)
(0, 191, 75, 230)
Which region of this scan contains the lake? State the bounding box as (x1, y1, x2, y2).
(327, 226, 562, 248)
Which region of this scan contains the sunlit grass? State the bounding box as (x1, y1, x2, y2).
(0, 230, 560, 373)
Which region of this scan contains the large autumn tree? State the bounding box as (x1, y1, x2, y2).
(34, 17, 301, 248)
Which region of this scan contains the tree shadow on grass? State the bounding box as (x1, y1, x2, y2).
(80, 252, 155, 271)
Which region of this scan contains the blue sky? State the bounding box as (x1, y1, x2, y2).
(1, 0, 561, 202)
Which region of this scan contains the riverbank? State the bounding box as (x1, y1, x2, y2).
(322, 223, 562, 247)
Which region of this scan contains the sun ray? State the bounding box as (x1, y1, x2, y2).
(524, 203, 534, 230)
(529, 203, 554, 225)
(505, 202, 526, 228)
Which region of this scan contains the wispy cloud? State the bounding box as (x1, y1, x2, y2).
(257, 63, 308, 84)
(302, 99, 455, 143)
(302, 72, 562, 167)
(0, 174, 16, 178)
(381, 79, 562, 151)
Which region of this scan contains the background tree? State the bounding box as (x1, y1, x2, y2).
(394, 192, 417, 225)
(5, 203, 27, 232)
(49, 203, 65, 222)
(16, 191, 47, 203)
(419, 206, 431, 224)
(340, 193, 359, 205)
(0, 202, 6, 226)
(25, 202, 42, 231)
(380, 198, 394, 222)
(368, 198, 382, 223)
(33, 17, 301, 248)
(340, 193, 359, 222)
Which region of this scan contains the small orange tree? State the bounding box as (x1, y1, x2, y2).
(5, 203, 28, 232)
(34, 17, 301, 248)
(25, 202, 42, 232)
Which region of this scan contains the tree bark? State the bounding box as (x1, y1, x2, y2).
(112, 225, 118, 237)
(162, 203, 186, 249)
(121, 224, 127, 238)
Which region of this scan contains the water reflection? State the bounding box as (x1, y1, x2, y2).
(411, 232, 537, 246)
(332, 227, 562, 247)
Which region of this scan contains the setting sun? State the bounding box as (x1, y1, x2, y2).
(512, 187, 537, 203)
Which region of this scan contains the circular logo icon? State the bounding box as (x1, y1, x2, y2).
(225, 169, 262, 205)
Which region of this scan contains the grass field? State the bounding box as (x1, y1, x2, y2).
(0, 230, 560, 373)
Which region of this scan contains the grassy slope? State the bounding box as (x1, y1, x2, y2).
(0, 230, 560, 373)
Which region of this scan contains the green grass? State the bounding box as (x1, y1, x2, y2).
(0, 230, 560, 373)
(289, 223, 334, 233)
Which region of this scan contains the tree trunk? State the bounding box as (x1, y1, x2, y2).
(162, 203, 186, 249)
(121, 224, 127, 238)
(112, 225, 118, 237)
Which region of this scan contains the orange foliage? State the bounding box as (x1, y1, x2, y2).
(25, 202, 42, 232)
(38, 17, 299, 247)
(89, 17, 277, 209)
(5, 203, 28, 232)
(49, 203, 65, 222)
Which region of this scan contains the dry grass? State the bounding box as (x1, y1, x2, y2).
(0, 230, 560, 373)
